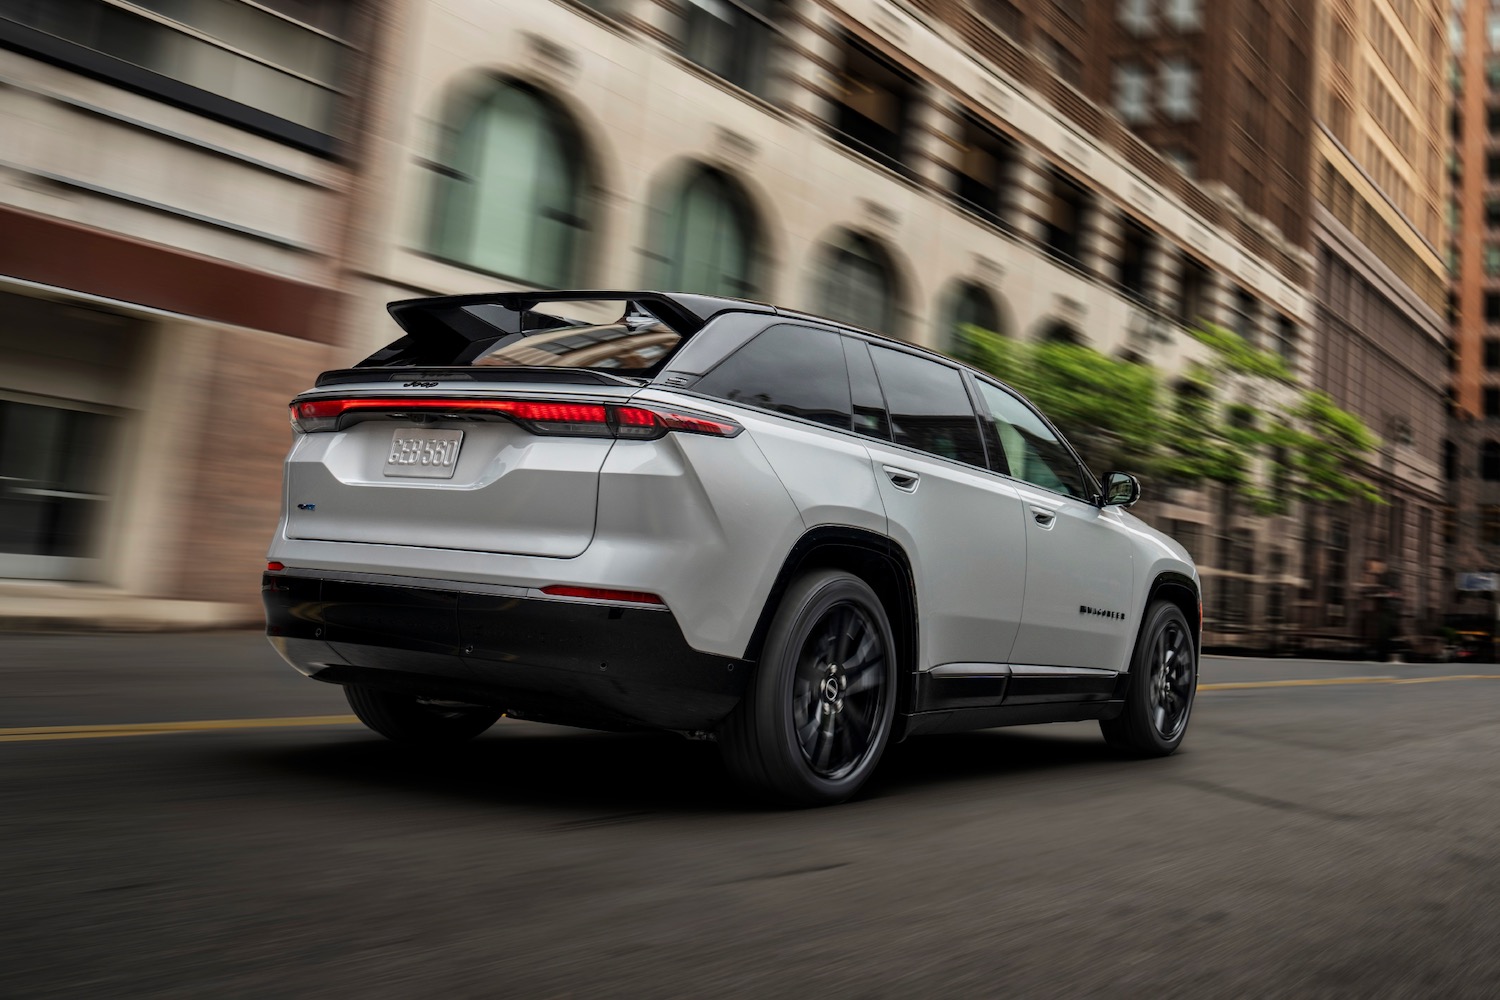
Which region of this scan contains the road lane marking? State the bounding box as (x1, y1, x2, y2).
(1199, 674, 1500, 692)
(0, 715, 360, 743)
(4, 674, 1500, 745)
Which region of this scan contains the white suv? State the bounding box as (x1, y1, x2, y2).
(264, 291, 1200, 805)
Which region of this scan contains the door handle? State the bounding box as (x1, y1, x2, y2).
(883, 466, 920, 492)
(1032, 509, 1056, 527)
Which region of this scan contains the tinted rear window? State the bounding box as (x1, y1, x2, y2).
(363, 299, 685, 372)
(693, 324, 852, 430)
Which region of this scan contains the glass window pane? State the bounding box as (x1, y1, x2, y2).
(818, 232, 894, 332)
(867, 346, 985, 466)
(434, 83, 585, 287)
(695, 324, 852, 430)
(973, 380, 1088, 498)
(660, 170, 754, 297)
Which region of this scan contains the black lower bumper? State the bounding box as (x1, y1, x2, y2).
(262, 574, 752, 732)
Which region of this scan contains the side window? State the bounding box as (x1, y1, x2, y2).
(842, 337, 891, 440)
(693, 324, 852, 430)
(867, 346, 986, 467)
(973, 380, 1089, 499)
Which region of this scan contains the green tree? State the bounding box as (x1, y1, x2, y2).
(954, 323, 1383, 509)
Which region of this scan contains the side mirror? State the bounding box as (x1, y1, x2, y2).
(1103, 472, 1141, 508)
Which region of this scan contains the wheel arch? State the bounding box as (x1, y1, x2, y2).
(1148, 571, 1201, 653)
(743, 526, 919, 726)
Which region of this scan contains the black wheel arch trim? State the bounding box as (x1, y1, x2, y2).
(743, 526, 919, 737)
(1147, 571, 1201, 649)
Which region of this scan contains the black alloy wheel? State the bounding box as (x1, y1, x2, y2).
(720, 569, 897, 806)
(1100, 599, 1197, 756)
(793, 602, 888, 780)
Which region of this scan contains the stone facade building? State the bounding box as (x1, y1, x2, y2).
(0, 0, 1314, 630)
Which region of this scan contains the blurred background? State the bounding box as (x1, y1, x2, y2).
(0, 0, 1489, 658)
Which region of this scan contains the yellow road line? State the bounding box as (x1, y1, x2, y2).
(1199, 674, 1500, 692)
(4, 674, 1500, 745)
(0, 714, 359, 743)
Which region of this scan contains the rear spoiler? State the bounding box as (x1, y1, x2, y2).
(359, 290, 775, 368)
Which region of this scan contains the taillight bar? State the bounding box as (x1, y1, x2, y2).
(289, 396, 741, 439)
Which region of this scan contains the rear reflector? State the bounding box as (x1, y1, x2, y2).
(541, 585, 665, 606)
(289, 396, 741, 439)
(266, 561, 284, 571)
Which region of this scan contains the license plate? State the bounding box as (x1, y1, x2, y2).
(383, 428, 464, 479)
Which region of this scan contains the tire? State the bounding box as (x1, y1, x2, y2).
(1100, 600, 1197, 757)
(344, 684, 501, 746)
(719, 569, 897, 806)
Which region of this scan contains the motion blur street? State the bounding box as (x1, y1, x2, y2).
(5, 633, 1500, 997)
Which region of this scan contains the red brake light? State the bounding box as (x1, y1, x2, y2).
(289, 396, 741, 439)
(266, 561, 284, 571)
(541, 585, 665, 606)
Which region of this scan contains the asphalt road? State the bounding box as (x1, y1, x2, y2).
(5, 633, 1500, 998)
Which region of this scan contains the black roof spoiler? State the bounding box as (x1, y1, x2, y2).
(363, 290, 775, 368)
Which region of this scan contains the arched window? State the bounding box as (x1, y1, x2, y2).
(650, 167, 757, 297)
(1038, 319, 1084, 344)
(816, 230, 898, 333)
(430, 80, 588, 287)
(939, 281, 1002, 353)
(1483, 440, 1500, 481)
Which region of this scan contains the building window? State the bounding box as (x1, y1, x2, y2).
(1039, 35, 1084, 88)
(0, 0, 350, 151)
(975, 0, 1023, 40)
(1113, 62, 1151, 123)
(682, 0, 782, 96)
(1487, 199, 1500, 228)
(1485, 506, 1500, 546)
(0, 397, 117, 580)
(939, 281, 1003, 352)
(1484, 442, 1500, 481)
(1326, 521, 1348, 621)
(1489, 11, 1500, 50)
(949, 116, 1013, 227)
(1488, 154, 1500, 181)
(1486, 388, 1500, 417)
(1160, 58, 1198, 121)
(1041, 171, 1088, 267)
(1486, 338, 1500, 370)
(816, 230, 899, 334)
(1118, 218, 1151, 300)
(1178, 256, 1210, 325)
(1275, 314, 1298, 365)
(1488, 247, 1500, 277)
(829, 38, 918, 176)
(1162, 148, 1196, 178)
(647, 166, 757, 297)
(430, 80, 590, 287)
(1118, 0, 1153, 35)
(1232, 287, 1258, 343)
(1445, 440, 1458, 480)
(1487, 292, 1500, 322)
(1163, 0, 1202, 31)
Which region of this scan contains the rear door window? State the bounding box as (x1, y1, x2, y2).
(866, 346, 987, 467)
(693, 324, 853, 431)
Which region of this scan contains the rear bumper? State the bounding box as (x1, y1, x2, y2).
(262, 573, 752, 732)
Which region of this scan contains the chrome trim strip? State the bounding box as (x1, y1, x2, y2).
(929, 663, 1011, 678)
(1007, 664, 1119, 678)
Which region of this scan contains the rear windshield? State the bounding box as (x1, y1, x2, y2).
(361, 298, 685, 372)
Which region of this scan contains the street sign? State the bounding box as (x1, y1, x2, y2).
(1457, 572, 1500, 592)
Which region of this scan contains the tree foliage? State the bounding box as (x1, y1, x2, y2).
(953, 323, 1383, 509)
